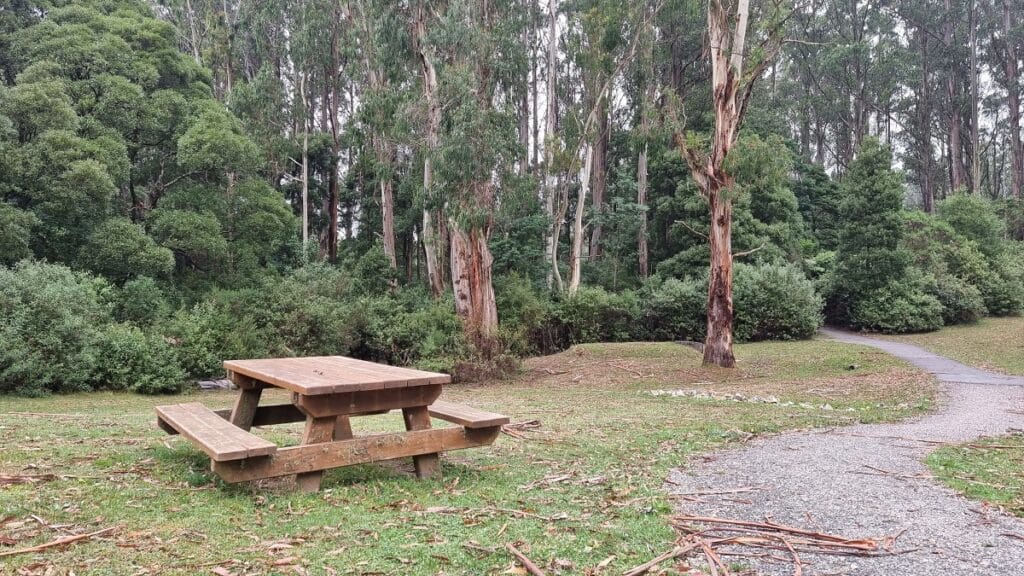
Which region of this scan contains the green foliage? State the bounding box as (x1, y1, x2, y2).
(0, 261, 187, 395)
(162, 299, 272, 379)
(115, 276, 171, 326)
(920, 274, 986, 325)
(552, 287, 640, 345)
(0, 202, 38, 265)
(0, 261, 111, 395)
(97, 323, 185, 394)
(495, 274, 554, 356)
(733, 263, 823, 341)
(848, 279, 944, 334)
(938, 194, 1007, 260)
(829, 138, 920, 330)
(639, 276, 706, 342)
(78, 218, 175, 282)
(148, 209, 228, 273)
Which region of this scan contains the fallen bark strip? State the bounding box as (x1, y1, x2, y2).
(0, 526, 118, 558)
(506, 543, 546, 576)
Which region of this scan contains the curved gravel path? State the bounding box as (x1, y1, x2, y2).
(667, 328, 1024, 576)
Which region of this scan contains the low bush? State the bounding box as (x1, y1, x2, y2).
(551, 286, 640, 345)
(848, 279, 944, 333)
(921, 274, 987, 325)
(0, 261, 111, 395)
(98, 324, 186, 394)
(640, 276, 706, 341)
(733, 263, 823, 341)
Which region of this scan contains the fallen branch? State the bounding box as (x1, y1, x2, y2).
(622, 541, 702, 576)
(506, 543, 546, 576)
(0, 526, 118, 558)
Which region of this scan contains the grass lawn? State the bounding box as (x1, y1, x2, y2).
(881, 316, 1024, 375)
(0, 340, 935, 575)
(926, 433, 1024, 517)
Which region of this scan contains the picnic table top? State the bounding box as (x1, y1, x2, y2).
(223, 356, 451, 396)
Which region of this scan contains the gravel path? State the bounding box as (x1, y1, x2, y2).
(667, 329, 1024, 576)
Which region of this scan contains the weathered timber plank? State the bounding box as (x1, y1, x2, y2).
(230, 388, 262, 430)
(212, 426, 500, 483)
(222, 356, 450, 395)
(428, 401, 510, 429)
(296, 416, 335, 492)
(159, 404, 390, 434)
(155, 403, 277, 462)
(403, 406, 440, 479)
(294, 385, 442, 418)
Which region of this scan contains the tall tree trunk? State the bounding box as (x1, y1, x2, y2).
(588, 102, 608, 260)
(704, 182, 735, 367)
(415, 1, 446, 297)
(637, 140, 649, 278)
(1004, 0, 1024, 199)
(568, 144, 593, 294)
(917, 27, 935, 213)
(970, 0, 981, 194)
(450, 223, 499, 351)
(543, 0, 560, 289)
(945, 0, 966, 192)
(300, 73, 310, 253)
(380, 163, 397, 269)
(674, 0, 766, 368)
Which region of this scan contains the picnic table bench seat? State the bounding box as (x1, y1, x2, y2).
(428, 401, 510, 428)
(156, 402, 277, 462)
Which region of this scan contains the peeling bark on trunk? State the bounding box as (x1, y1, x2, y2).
(969, 0, 981, 194)
(673, 0, 764, 368)
(944, 0, 965, 192)
(450, 223, 499, 353)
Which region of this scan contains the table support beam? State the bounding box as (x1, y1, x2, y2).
(295, 416, 336, 492)
(212, 426, 499, 483)
(402, 406, 440, 479)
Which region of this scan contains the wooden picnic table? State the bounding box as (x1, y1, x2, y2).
(156, 356, 508, 491)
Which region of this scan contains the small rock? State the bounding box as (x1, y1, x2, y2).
(197, 379, 236, 391)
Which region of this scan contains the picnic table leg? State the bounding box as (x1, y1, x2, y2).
(230, 388, 263, 431)
(402, 406, 440, 479)
(333, 416, 353, 440)
(295, 416, 335, 492)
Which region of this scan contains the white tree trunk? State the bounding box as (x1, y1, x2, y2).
(543, 0, 559, 289)
(568, 144, 593, 294)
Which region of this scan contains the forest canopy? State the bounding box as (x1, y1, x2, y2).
(1, 0, 1022, 394)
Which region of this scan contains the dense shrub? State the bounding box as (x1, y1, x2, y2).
(162, 300, 274, 378)
(640, 276, 706, 341)
(552, 287, 640, 345)
(97, 324, 185, 394)
(848, 279, 944, 333)
(116, 276, 171, 325)
(920, 274, 986, 325)
(495, 274, 555, 356)
(733, 263, 823, 341)
(0, 261, 111, 395)
(0, 261, 187, 395)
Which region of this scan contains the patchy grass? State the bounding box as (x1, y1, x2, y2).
(0, 340, 935, 575)
(925, 433, 1024, 517)
(881, 316, 1024, 375)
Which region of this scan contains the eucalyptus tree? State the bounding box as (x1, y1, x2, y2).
(432, 0, 527, 349)
(671, 0, 786, 367)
